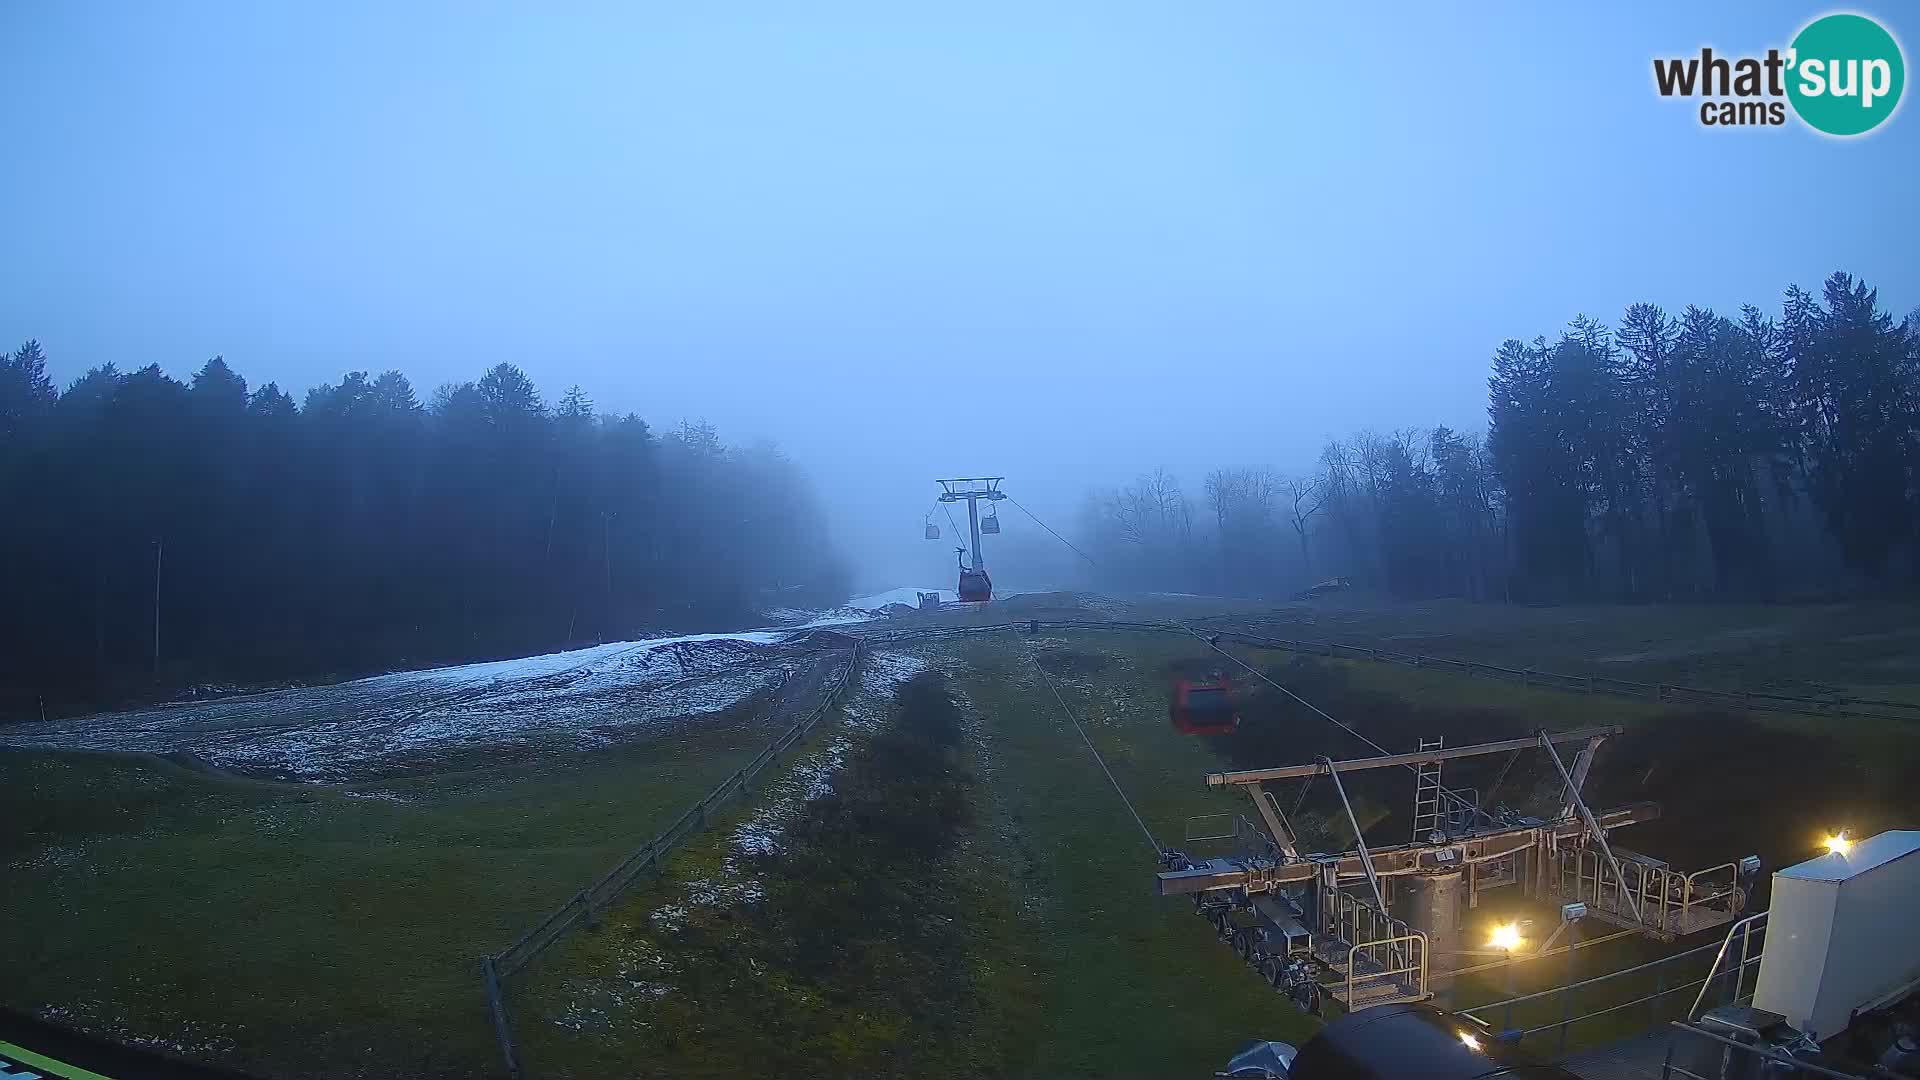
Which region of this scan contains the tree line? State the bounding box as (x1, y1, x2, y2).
(0, 350, 848, 716)
(1078, 272, 1919, 602)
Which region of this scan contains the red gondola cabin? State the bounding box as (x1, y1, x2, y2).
(1171, 678, 1238, 735)
(957, 567, 992, 602)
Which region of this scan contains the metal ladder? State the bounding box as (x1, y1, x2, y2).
(1411, 737, 1445, 841)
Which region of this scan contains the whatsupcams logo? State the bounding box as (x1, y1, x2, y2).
(1653, 12, 1904, 135)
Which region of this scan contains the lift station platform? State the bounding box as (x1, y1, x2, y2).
(1157, 727, 1760, 1016)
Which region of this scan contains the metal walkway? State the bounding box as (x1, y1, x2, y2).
(1546, 847, 1749, 940)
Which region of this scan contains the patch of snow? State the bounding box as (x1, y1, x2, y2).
(725, 650, 929, 860)
(684, 876, 765, 907)
(554, 652, 932, 1036)
(1, 629, 828, 781)
(343, 789, 409, 802)
(849, 587, 954, 611)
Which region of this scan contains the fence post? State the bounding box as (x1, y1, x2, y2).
(483, 956, 523, 1080)
(1556, 917, 1582, 1054)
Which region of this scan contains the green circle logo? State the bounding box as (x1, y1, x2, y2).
(1787, 13, 1905, 136)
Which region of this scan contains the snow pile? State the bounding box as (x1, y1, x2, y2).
(849, 587, 955, 611)
(724, 650, 927, 861)
(762, 606, 875, 629)
(0, 628, 829, 780)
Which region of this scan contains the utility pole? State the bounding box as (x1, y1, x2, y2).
(152, 536, 163, 679)
(937, 478, 1007, 601)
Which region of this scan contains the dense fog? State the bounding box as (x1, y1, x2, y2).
(4, 4, 1917, 713)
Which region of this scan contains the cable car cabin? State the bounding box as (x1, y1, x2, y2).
(1171, 679, 1239, 735)
(924, 522, 941, 539)
(957, 567, 992, 602)
(980, 510, 1001, 534)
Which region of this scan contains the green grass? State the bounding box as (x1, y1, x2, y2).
(511, 634, 1317, 1080)
(513, 660, 998, 1079)
(1198, 596, 1920, 701)
(951, 632, 1319, 1076)
(10, 596, 1920, 1077)
(0, 711, 786, 1079)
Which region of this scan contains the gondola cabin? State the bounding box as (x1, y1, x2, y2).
(1171, 678, 1239, 735)
(980, 508, 1001, 534)
(957, 567, 992, 602)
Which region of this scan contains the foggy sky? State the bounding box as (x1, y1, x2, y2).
(5, 1, 1917, 593)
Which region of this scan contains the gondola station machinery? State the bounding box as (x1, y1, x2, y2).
(1185, 763, 1920, 1080)
(1157, 728, 1766, 1015)
(1216, 829, 1920, 1079)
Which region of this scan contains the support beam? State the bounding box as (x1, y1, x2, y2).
(1539, 732, 1644, 924)
(1248, 784, 1300, 858)
(1556, 735, 1607, 821)
(1154, 802, 1661, 896)
(1322, 755, 1392, 920)
(1205, 726, 1624, 787)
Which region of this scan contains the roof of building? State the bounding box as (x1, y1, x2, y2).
(1778, 830, 1920, 883)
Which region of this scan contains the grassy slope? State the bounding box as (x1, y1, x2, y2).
(1204, 597, 1920, 703)
(514, 658, 1006, 1080)
(515, 633, 1318, 1080)
(0, 713, 781, 1080)
(8, 596, 1919, 1076)
(951, 632, 1319, 1077)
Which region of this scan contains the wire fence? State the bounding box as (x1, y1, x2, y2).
(848, 618, 1920, 724)
(481, 641, 863, 1079)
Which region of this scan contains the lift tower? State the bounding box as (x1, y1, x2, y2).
(937, 477, 1006, 601)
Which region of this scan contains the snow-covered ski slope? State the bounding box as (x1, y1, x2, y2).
(0, 588, 1003, 780)
(0, 629, 846, 781)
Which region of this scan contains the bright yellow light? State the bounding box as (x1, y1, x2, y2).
(1825, 832, 1852, 855)
(1489, 923, 1522, 951)
(1459, 1032, 1482, 1051)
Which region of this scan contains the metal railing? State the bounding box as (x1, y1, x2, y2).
(1345, 931, 1429, 1009)
(1687, 912, 1768, 1020)
(1461, 912, 1767, 1052)
(481, 642, 863, 1079)
(1659, 1020, 1866, 1080)
(1554, 849, 1746, 937)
